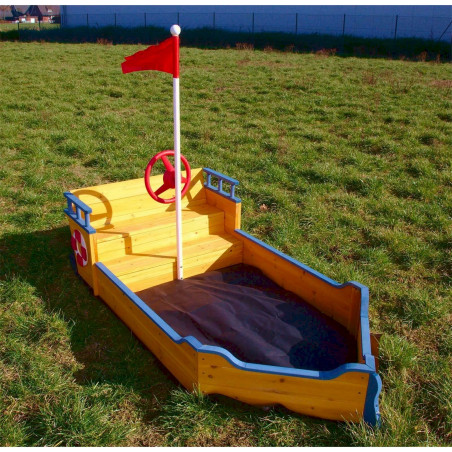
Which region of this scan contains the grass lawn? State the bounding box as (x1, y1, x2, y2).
(0, 40, 450, 446)
(0, 22, 59, 32)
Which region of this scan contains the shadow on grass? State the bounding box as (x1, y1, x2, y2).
(0, 226, 179, 422)
(1, 25, 450, 62)
(0, 225, 357, 445)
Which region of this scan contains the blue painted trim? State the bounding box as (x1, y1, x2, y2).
(63, 191, 96, 234)
(235, 228, 381, 424)
(235, 229, 347, 288)
(203, 167, 241, 203)
(358, 286, 376, 370)
(64, 210, 96, 234)
(363, 372, 382, 427)
(96, 261, 381, 425)
(202, 168, 239, 187)
(234, 229, 376, 372)
(96, 262, 373, 382)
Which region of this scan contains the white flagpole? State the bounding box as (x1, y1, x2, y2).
(171, 24, 183, 280)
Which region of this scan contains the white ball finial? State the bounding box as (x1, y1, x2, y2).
(170, 24, 181, 36)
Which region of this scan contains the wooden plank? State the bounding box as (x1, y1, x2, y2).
(95, 206, 224, 253)
(123, 247, 243, 292)
(236, 233, 361, 335)
(96, 206, 211, 237)
(88, 192, 206, 228)
(198, 352, 368, 422)
(73, 168, 204, 205)
(105, 234, 242, 276)
(97, 217, 225, 262)
(205, 189, 241, 232)
(119, 241, 243, 285)
(90, 198, 207, 229)
(96, 268, 198, 389)
(116, 243, 243, 282)
(96, 204, 223, 243)
(73, 169, 206, 223)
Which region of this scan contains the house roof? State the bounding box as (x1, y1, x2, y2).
(10, 5, 28, 16)
(40, 5, 60, 16)
(11, 5, 60, 17)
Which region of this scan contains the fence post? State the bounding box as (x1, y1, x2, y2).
(38, 18, 41, 30)
(295, 12, 298, 35)
(86, 13, 89, 28)
(438, 18, 452, 41)
(213, 12, 215, 30)
(394, 14, 398, 39)
(252, 12, 254, 34)
(114, 13, 116, 28)
(144, 12, 146, 28)
(342, 14, 346, 36)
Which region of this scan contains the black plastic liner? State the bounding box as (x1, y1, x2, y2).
(136, 264, 357, 371)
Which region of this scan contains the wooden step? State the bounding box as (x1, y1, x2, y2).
(96, 204, 225, 261)
(103, 233, 242, 276)
(76, 168, 207, 229)
(101, 233, 243, 292)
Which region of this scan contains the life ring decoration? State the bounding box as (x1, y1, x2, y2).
(71, 229, 88, 267)
(144, 150, 191, 204)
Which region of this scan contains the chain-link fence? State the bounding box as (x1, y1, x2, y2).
(60, 12, 452, 42)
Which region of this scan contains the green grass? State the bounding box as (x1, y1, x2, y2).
(0, 22, 59, 32)
(0, 41, 451, 446)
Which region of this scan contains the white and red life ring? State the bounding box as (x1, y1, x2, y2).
(71, 229, 88, 267)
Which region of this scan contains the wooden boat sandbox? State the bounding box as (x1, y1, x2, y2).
(64, 166, 381, 425)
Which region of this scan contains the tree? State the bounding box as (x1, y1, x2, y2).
(0, 6, 11, 20)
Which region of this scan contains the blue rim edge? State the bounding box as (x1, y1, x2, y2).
(96, 256, 381, 425)
(64, 209, 96, 234)
(63, 191, 96, 234)
(234, 229, 376, 370)
(202, 167, 240, 186)
(202, 167, 241, 203)
(364, 372, 382, 427)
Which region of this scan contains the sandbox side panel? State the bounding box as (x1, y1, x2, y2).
(205, 189, 242, 233)
(236, 231, 361, 336)
(95, 265, 198, 390)
(198, 352, 368, 422)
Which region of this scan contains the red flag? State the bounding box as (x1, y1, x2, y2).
(121, 36, 179, 77)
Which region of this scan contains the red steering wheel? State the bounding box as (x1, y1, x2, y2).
(144, 150, 192, 204)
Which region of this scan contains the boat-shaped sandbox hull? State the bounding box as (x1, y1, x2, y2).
(64, 167, 381, 425)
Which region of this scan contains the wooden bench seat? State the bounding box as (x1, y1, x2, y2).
(68, 167, 244, 290)
(103, 232, 243, 292)
(95, 204, 225, 261)
(72, 168, 206, 230)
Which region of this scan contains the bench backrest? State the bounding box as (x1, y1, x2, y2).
(72, 168, 206, 228)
